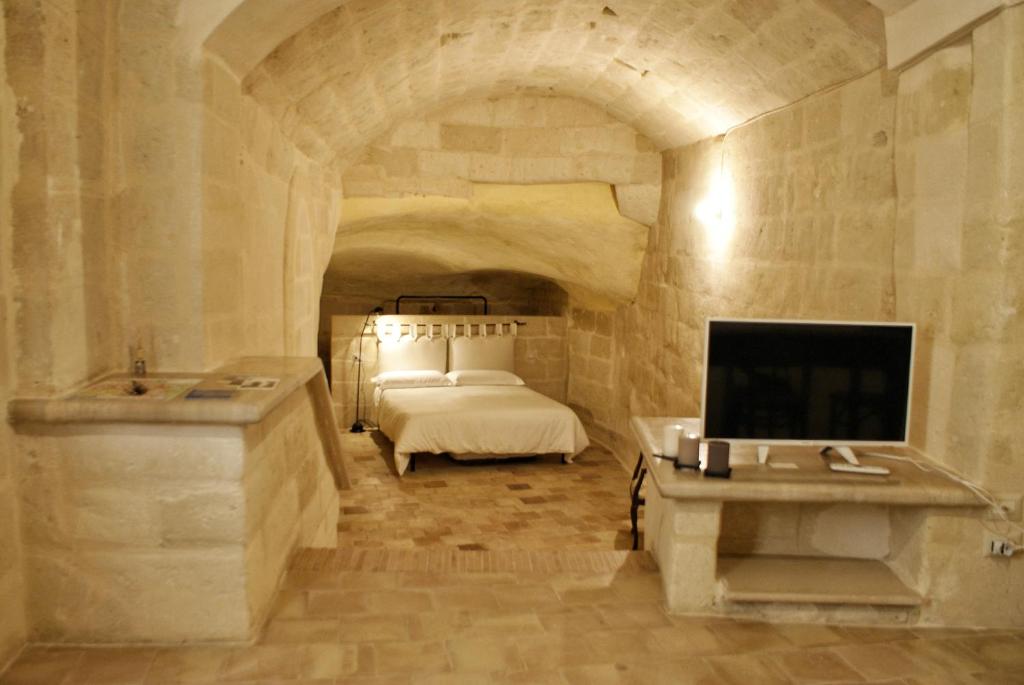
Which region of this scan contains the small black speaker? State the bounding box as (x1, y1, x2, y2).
(704, 440, 732, 479)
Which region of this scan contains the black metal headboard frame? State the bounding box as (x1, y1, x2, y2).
(395, 295, 489, 315)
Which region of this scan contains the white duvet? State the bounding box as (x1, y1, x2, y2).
(376, 385, 590, 475)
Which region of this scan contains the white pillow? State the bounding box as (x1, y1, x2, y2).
(371, 370, 452, 389)
(446, 370, 525, 387)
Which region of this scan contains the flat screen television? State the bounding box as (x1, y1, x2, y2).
(700, 319, 915, 468)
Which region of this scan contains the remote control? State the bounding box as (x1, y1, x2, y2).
(829, 463, 890, 476)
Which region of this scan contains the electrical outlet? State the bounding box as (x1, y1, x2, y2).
(983, 532, 1024, 557)
(986, 494, 1023, 522)
(984, 535, 1020, 557)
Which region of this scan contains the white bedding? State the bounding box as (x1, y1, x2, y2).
(377, 385, 590, 475)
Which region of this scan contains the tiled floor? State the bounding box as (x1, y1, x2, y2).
(3, 433, 1022, 684)
(4, 552, 1022, 684)
(336, 432, 639, 551)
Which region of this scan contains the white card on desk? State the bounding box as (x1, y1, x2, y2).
(768, 462, 799, 470)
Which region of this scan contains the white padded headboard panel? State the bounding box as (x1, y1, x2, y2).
(378, 338, 447, 374)
(449, 336, 515, 372)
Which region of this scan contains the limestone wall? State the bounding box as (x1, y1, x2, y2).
(1, 0, 123, 664)
(0, 4, 26, 671)
(319, 275, 568, 377)
(242, 385, 340, 628)
(4, 0, 122, 393)
(566, 307, 621, 450)
(893, 41, 974, 476)
(894, 11, 1024, 490)
(40, 2, 343, 374)
(607, 13, 1024, 504)
(575, 69, 899, 464)
(330, 315, 568, 429)
(2, 2, 343, 376)
(587, 8, 1024, 627)
(325, 96, 660, 320)
(18, 423, 251, 642)
(115, 0, 207, 372)
(624, 70, 898, 432)
(14, 386, 338, 643)
(321, 272, 568, 319)
(886, 8, 1024, 627)
(201, 56, 342, 367)
(718, 503, 892, 560)
(340, 94, 661, 226)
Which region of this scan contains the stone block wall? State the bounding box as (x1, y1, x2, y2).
(0, 0, 121, 664)
(201, 56, 342, 367)
(886, 9, 1024, 627)
(718, 503, 892, 560)
(330, 315, 568, 429)
(894, 11, 1024, 490)
(14, 385, 338, 643)
(580, 8, 1024, 627)
(3, 0, 122, 393)
(17, 423, 251, 642)
(242, 385, 340, 624)
(319, 273, 569, 372)
(321, 273, 568, 319)
(621, 69, 899, 428)
(566, 307, 622, 450)
(0, 4, 26, 670)
(573, 69, 900, 465)
(893, 41, 975, 478)
(115, 0, 207, 372)
(340, 94, 661, 226)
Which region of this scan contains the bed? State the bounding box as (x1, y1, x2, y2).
(372, 330, 589, 475)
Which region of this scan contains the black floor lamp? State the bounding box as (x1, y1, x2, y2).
(350, 306, 384, 433)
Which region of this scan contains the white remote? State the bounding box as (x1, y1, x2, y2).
(829, 463, 890, 476)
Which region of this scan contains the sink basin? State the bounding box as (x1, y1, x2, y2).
(71, 378, 201, 401)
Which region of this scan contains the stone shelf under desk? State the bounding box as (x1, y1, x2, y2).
(718, 554, 923, 607)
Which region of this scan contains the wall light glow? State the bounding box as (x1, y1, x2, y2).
(693, 164, 736, 257)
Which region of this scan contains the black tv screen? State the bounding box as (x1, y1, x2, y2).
(702, 320, 914, 444)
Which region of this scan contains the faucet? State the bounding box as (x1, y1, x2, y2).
(132, 346, 147, 377)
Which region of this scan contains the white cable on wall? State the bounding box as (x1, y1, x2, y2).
(866, 450, 1024, 537)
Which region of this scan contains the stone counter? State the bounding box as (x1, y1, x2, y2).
(12, 357, 330, 426)
(633, 417, 983, 508)
(8, 358, 346, 644)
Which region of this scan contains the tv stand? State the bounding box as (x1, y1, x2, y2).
(630, 417, 988, 623)
(821, 446, 890, 476)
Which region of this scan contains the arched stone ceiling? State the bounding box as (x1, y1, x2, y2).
(242, 0, 885, 167)
(199, 0, 345, 73)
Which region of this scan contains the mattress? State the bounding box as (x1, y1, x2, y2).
(376, 385, 590, 475)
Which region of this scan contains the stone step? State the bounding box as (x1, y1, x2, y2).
(291, 547, 658, 576)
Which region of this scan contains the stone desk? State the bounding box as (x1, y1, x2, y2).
(8, 357, 349, 644)
(631, 417, 989, 627)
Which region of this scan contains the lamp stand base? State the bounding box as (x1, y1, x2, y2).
(350, 421, 365, 433)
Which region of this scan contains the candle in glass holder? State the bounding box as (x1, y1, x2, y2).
(676, 432, 700, 469)
(661, 424, 683, 457)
